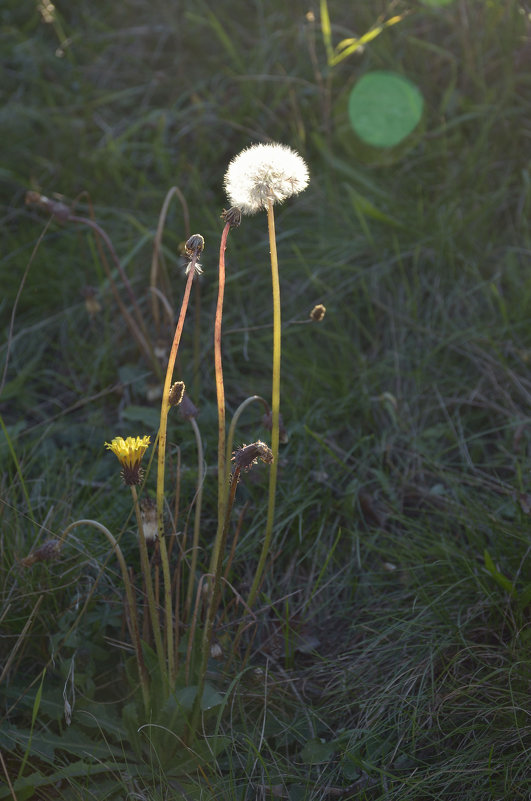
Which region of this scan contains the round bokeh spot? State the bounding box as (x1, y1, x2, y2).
(348, 71, 424, 148)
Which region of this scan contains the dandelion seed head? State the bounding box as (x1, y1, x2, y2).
(224, 143, 309, 215)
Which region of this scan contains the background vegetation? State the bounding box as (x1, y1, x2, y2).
(1, 0, 530, 798)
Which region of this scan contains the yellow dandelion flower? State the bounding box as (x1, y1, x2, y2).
(105, 435, 151, 486)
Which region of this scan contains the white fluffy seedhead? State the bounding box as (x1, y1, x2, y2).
(224, 142, 309, 215)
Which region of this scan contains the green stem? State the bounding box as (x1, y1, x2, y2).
(156, 257, 198, 686)
(209, 222, 230, 578)
(190, 467, 241, 740)
(184, 417, 205, 620)
(130, 486, 166, 687)
(247, 200, 281, 607)
(61, 518, 150, 713)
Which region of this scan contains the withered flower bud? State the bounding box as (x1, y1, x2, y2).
(25, 191, 71, 223)
(21, 539, 61, 567)
(185, 234, 205, 258)
(81, 285, 101, 317)
(184, 233, 205, 276)
(140, 497, 158, 543)
(262, 410, 288, 444)
(221, 207, 242, 228)
(169, 380, 185, 407)
(179, 392, 199, 421)
(210, 642, 223, 659)
(232, 440, 274, 472)
(310, 304, 326, 322)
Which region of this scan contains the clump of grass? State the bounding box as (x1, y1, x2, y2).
(9, 145, 310, 763)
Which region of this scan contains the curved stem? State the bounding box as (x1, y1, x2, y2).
(68, 215, 148, 338)
(150, 186, 190, 332)
(69, 214, 160, 377)
(247, 201, 281, 607)
(130, 486, 166, 688)
(61, 518, 150, 713)
(156, 258, 198, 685)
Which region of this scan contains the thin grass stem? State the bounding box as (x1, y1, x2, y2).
(190, 466, 241, 740)
(150, 186, 190, 332)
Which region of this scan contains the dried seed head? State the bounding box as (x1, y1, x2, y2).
(169, 380, 185, 407)
(185, 234, 205, 257)
(179, 392, 199, 421)
(261, 410, 288, 444)
(185, 233, 205, 276)
(140, 497, 158, 543)
(310, 303, 326, 322)
(232, 440, 274, 471)
(221, 207, 242, 228)
(224, 143, 309, 215)
(105, 435, 151, 486)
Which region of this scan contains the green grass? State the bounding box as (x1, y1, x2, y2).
(1, 0, 530, 798)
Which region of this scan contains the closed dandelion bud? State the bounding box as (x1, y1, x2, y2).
(185, 234, 205, 257)
(169, 380, 185, 407)
(310, 303, 326, 322)
(21, 539, 61, 567)
(179, 392, 199, 420)
(232, 440, 274, 472)
(140, 497, 158, 543)
(105, 435, 151, 486)
(210, 642, 223, 659)
(25, 190, 71, 223)
(81, 286, 101, 317)
(185, 233, 205, 276)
